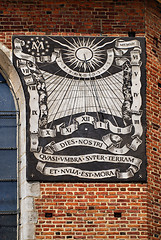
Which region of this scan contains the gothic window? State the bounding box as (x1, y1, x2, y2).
(0, 73, 17, 239)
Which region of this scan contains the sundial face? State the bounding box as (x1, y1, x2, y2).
(12, 36, 146, 182)
(75, 47, 93, 61)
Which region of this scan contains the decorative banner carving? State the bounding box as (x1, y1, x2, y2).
(12, 36, 146, 182)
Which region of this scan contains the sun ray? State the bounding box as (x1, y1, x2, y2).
(47, 37, 73, 50)
(72, 38, 80, 48)
(62, 36, 78, 49)
(91, 37, 105, 50)
(88, 37, 97, 48)
(77, 37, 82, 47)
(85, 38, 90, 47)
(95, 37, 120, 49)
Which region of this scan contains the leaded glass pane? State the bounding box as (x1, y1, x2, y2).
(0, 150, 17, 179)
(0, 215, 17, 240)
(0, 117, 16, 148)
(0, 182, 17, 211)
(0, 82, 16, 112)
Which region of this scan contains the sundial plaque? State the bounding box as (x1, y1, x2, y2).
(12, 36, 146, 182)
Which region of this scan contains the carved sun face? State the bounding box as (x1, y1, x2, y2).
(62, 38, 105, 72)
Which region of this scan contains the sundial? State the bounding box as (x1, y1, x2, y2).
(12, 36, 146, 182)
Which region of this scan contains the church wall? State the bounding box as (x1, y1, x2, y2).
(0, 0, 160, 239)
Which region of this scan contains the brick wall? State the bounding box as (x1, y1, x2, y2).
(145, 0, 161, 239)
(0, 0, 160, 239)
(35, 183, 148, 239)
(0, 0, 145, 48)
